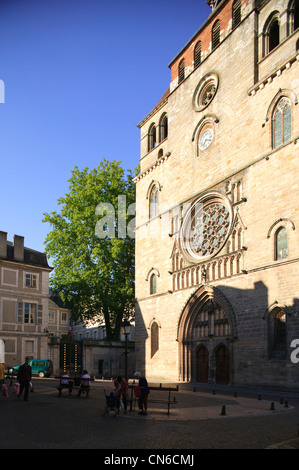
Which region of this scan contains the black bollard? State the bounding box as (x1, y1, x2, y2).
(284, 400, 289, 408)
(193, 386, 196, 392)
(280, 397, 284, 405)
(258, 394, 261, 400)
(212, 389, 216, 395)
(220, 405, 226, 416)
(270, 402, 275, 411)
(233, 391, 237, 397)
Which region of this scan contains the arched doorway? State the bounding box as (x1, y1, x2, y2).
(178, 285, 236, 383)
(197, 346, 209, 383)
(215, 344, 230, 384)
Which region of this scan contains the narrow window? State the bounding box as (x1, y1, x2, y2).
(24, 303, 36, 324)
(295, 0, 299, 30)
(289, 0, 299, 33)
(178, 59, 185, 84)
(270, 308, 287, 359)
(148, 124, 156, 152)
(275, 227, 288, 260)
(150, 274, 157, 294)
(149, 185, 159, 219)
(273, 310, 286, 355)
(212, 20, 220, 50)
(159, 113, 168, 142)
(269, 18, 280, 52)
(151, 322, 159, 357)
(194, 41, 201, 69)
(232, 0, 241, 28)
(273, 98, 291, 148)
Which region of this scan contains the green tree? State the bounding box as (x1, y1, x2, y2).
(43, 159, 138, 340)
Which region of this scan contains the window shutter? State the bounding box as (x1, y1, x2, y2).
(17, 301, 23, 323)
(232, 0, 241, 28)
(194, 42, 201, 69)
(212, 20, 220, 50)
(37, 304, 43, 325)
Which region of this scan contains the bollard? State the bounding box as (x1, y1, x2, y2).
(284, 400, 289, 408)
(270, 402, 275, 411)
(258, 394, 261, 400)
(220, 405, 226, 416)
(280, 397, 284, 405)
(212, 389, 216, 395)
(193, 386, 196, 392)
(233, 391, 237, 397)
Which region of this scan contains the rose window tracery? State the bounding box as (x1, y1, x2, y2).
(191, 203, 230, 256)
(180, 192, 233, 262)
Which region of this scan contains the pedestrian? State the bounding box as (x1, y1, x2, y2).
(134, 371, 150, 416)
(17, 357, 32, 401)
(114, 375, 128, 413)
(77, 370, 91, 397)
(0, 362, 5, 395)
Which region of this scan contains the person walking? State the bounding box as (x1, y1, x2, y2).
(17, 357, 32, 401)
(134, 371, 150, 416)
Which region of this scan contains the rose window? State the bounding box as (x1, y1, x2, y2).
(180, 192, 233, 262)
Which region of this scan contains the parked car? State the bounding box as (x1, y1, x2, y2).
(9, 359, 53, 378)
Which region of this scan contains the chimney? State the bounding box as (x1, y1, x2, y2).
(14, 235, 24, 261)
(0, 231, 7, 258)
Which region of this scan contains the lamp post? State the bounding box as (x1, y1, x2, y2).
(121, 320, 131, 381)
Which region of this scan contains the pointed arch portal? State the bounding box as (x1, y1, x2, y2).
(177, 285, 237, 383)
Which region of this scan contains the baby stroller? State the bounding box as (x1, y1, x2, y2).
(103, 389, 118, 417)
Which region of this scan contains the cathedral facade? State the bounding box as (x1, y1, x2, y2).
(134, 0, 299, 389)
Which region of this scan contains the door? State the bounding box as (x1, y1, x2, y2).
(197, 346, 209, 383)
(216, 345, 229, 384)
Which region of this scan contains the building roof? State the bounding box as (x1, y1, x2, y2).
(5, 241, 51, 268)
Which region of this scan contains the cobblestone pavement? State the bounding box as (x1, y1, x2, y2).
(0, 378, 298, 450)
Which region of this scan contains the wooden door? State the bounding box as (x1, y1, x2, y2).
(197, 346, 209, 383)
(216, 345, 229, 384)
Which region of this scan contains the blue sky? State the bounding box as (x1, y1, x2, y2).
(0, 0, 211, 257)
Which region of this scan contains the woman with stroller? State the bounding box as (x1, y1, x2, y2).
(114, 376, 128, 413)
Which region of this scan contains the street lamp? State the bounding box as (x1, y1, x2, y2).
(121, 320, 131, 381)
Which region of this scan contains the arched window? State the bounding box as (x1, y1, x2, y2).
(150, 273, 157, 294)
(264, 13, 280, 55)
(148, 123, 156, 152)
(273, 98, 291, 148)
(194, 41, 201, 69)
(212, 20, 220, 50)
(269, 17, 280, 51)
(275, 227, 288, 260)
(159, 113, 168, 142)
(295, 0, 299, 30)
(288, 0, 299, 33)
(149, 185, 159, 219)
(151, 321, 159, 357)
(178, 59, 185, 84)
(232, 0, 241, 28)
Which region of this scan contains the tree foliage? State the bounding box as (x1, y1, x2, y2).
(43, 159, 138, 340)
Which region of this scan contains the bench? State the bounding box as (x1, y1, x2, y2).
(128, 383, 179, 415)
(55, 376, 94, 397)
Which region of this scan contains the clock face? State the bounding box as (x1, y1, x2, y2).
(198, 128, 214, 150)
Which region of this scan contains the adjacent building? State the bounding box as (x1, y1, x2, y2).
(134, 0, 299, 389)
(0, 231, 70, 371)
